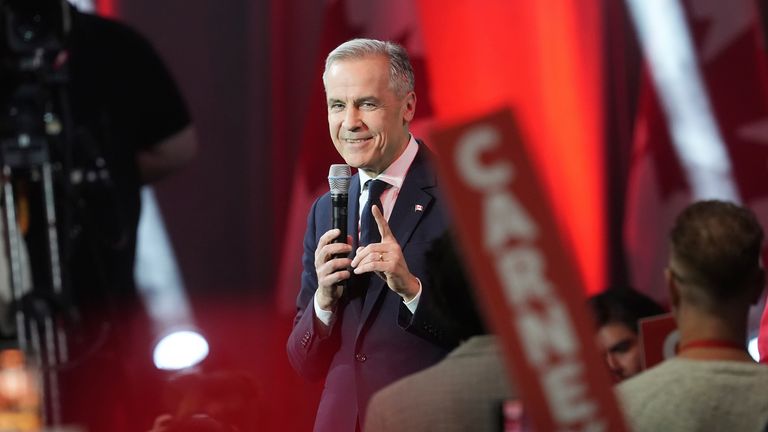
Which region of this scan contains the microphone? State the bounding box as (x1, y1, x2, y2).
(328, 164, 351, 245)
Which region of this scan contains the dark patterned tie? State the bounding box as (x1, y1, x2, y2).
(360, 179, 389, 246)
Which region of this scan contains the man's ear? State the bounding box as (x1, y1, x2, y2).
(402, 91, 416, 123)
(665, 268, 681, 313)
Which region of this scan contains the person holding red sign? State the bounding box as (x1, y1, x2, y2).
(618, 200, 768, 431)
(588, 288, 665, 383)
(286, 39, 466, 432)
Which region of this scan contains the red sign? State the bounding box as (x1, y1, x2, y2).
(638, 313, 678, 370)
(431, 108, 627, 431)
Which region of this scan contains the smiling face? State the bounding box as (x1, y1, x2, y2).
(324, 55, 416, 176)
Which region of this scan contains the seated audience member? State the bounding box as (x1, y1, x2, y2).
(147, 369, 262, 432)
(588, 288, 666, 382)
(364, 234, 516, 432)
(618, 200, 768, 431)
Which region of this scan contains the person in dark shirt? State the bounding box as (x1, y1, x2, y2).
(0, 1, 197, 430)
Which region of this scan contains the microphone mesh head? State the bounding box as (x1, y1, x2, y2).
(328, 164, 351, 194)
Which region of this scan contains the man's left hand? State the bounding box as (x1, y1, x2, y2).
(350, 205, 420, 302)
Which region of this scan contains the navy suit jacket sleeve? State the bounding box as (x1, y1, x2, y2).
(286, 196, 341, 381)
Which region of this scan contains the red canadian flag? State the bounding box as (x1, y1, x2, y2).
(622, 0, 768, 357)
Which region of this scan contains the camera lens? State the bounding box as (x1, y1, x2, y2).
(16, 14, 44, 44)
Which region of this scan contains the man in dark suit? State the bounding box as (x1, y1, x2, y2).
(286, 39, 464, 432)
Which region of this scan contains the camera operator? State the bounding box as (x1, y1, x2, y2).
(0, 0, 197, 430)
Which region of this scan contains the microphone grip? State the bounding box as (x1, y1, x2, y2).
(331, 193, 347, 245)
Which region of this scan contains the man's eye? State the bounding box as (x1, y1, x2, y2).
(610, 340, 633, 354)
(329, 103, 344, 111)
(360, 102, 376, 109)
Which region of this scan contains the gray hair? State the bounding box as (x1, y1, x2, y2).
(323, 38, 415, 97)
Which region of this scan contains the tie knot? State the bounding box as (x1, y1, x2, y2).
(366, 179, 389, 201)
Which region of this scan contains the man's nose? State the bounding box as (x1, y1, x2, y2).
(343, 107, 362, 130)
(605, 353, 621, 372)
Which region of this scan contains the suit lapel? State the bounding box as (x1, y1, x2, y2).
(348, 175, 361, 250)
(358, 146, 437, 326)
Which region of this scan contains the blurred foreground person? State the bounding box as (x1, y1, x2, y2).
(618, 200, 768, 431)
(364, 234, 517, 432)
(588, 288, 665, 382)
(0, 0, 196, 430)
(146, 370, 262, 432)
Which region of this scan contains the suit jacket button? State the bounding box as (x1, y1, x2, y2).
(355, 353, 367, 362)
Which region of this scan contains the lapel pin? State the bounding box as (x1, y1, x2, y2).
(414, 204, 424, 212)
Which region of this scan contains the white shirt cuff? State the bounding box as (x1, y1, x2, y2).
(403, 278, 422, 314)
(314, 290, 334, 326)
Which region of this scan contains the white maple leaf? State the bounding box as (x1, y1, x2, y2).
(689, 0, 753, 62)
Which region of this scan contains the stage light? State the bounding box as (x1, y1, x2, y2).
(68, 0, 95, 12)
(152, 330, 209, 371)
(136, 188, 202, 369)
(626, 0, 739, 202)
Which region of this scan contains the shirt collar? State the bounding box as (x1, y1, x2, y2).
(358, 135, 418, 192)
